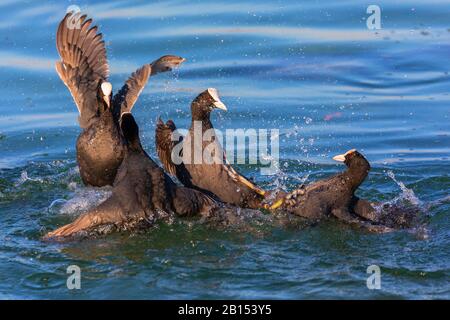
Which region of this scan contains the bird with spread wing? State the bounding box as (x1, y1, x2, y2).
(55, 12, 185, 187)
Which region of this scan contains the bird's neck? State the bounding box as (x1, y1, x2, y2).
(126, 137, 144, 153)
(191, 103, 213, 130)
(344, 161, 370, 191)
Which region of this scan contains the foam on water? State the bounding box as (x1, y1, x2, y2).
(15, 170, 44, 186)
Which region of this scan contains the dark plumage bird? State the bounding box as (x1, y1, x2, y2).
(44, 113, 216, 239)
(268, 149, 394, 232)
(55, 12, 184, 187)
(156, 88, 267, 209)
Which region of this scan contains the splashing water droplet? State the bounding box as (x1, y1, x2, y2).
(49, 187, 112, 216)
(15, 170, 44, 186)
(386, 170, 421, 206)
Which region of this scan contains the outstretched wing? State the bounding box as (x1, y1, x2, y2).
(111, 55, 185, 118)
(111, 64, 151, 118)
(55, 12, 109, 128)
(155, 118, 193, 187)
(155, 118, 181, 176)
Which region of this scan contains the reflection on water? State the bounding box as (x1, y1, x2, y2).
(0, 0, 449, 299)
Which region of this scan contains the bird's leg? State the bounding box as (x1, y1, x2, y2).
(332, 207, 393, 233)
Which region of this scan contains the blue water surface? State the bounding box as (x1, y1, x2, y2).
(0, 0, 449, 299)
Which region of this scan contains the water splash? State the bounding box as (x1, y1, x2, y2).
(15, 170, 43, 186)
(376, 170, 429, 239)
(48, 187, 112, 217)
(386, 170, 421, 207)
(262, 160, 310, 204)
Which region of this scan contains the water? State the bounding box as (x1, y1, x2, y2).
(0, 0, 449, 299)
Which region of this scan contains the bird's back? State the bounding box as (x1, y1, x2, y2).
(283, 172, 355, 219)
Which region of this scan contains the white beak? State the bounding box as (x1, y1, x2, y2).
(333, 154, 346, 162)
(207, 87, 227, 111)
(213, 100, 227, 111)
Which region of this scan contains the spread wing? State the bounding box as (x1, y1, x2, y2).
(111, 64, 151, 118)
(155, 118, 181, 176)
(155, 118, 193, 187)
(111, 55, 185, 118)
(55, 12, 109, 128)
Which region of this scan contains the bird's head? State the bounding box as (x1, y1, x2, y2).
(191, 88, 227, 120)
(333, 149, 369, 170)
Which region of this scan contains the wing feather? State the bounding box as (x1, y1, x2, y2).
(111, 64, 151, 117)
(55, 12, 109, 128)
(155, 118, 180, 177)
